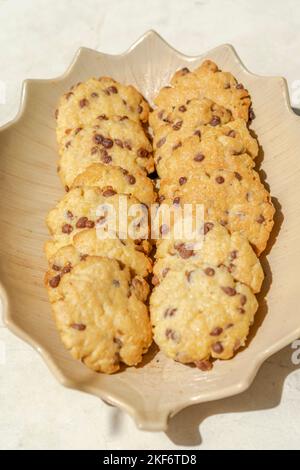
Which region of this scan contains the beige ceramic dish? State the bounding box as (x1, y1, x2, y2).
(0, 31, 299, 431)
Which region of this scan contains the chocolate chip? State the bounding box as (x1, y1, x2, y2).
(180, 67, 190, 75)
(215, 176, 225, 184)
(179, 105, 187, 112)
(91, 146, 99, 155)
(236, 83, 244, 89)
(185, 270, 194, 282)
(175, 243, 194, 259)
(204, 222, 214, 234)
(204, 267, 215, 276)
(212, 342, 224, 354)
(249, 108, 255, 121)
(91, 92, 99, 98)
(179, 176, 187, 185)
(102, 188, 117, 197)
(172, 120, 183, 131)
(221, 286, 236, 296)
(256, 214, 265, 224)
(123, 140, 132, 150)
(195, 360, 213, 371)
(114, 138, 124, 148)
(164, 308, 177, 318)
(76, 217, 88, 228)
(61, 263, 72, 274)
(156, 137, 166, 148)
(234, 172, 242, 181)
(137, 104, 143, 114)
(126, 174, 136, 185)
(94, 134, 103, 145)
(79, 98, 89, 108)
(138, 148, 149, 158)
(101, 152, 112, 164)
(173, 142, 182, 150)
(71, 323, 86, 331)
(210, 116, 221, 126)
(194, 130, 201, 138)
(52, 264, 61, 271)
(210, 327, 223, 336)
(165, 328, 180, 342)
(173, 196, 180, 206)
(109, 85, 118, 94)
(85, 220, 95, 228)
(97, 114, 108, 120)
(49, 274, 61, 288)
(227, 130, 236, 138)
(194, 153, 205, 162)
(97, 215, 106, 225)
(240, 294, 247, 306)
(62, 223, 73, 234)
(112, 279, 120, 287)
(102, 137, 114, 149)
(230, 250, 238, 260)
(160, 224, 169, 235)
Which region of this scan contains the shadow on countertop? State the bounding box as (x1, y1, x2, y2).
(166, 344, 300, 446)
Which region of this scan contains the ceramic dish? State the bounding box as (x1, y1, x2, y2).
(1, 31, 299, 431)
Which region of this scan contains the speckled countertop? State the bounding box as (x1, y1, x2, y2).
(0, 0, 300, 450)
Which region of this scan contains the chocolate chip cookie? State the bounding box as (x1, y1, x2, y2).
(49, 256, 152, 373)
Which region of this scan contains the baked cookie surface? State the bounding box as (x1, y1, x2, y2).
(154, 221, 264, 293)
(50, 256, 152, 374)
(159, 168, 274, 255)
(56, 77, 149, 143)
(58, 118, 154, 189)
(45, 187, 150, 259)
(72, 163, 155, 207)
(154, 122, 257, 179)
(150, 264, 258, 365)
(167, 60, 251, 121)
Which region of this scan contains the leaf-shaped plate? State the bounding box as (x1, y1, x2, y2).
(0, 31, 299, 431)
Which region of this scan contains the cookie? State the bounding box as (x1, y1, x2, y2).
(50, 256, 152, 373)
(150, 97, 232, 134)
(72, 228, 152, 278)
(153, 221, 264, 293)
(45, 187, 150, 259)
(150, 264, 258, 365)
(159, 168, 275, 255)
(168, 60, 251, 121)
(72, 163, 155, 207)
(58, 118, 154, 189)
(45, 237, 150, 302)
(155, 123, 257, 179)
(56, 77, 150, 143)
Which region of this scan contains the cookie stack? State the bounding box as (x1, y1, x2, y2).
(150, 61, 275, 369)
(45, 77, 155, 373)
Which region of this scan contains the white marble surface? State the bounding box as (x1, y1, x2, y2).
(1, 0, 300, 450)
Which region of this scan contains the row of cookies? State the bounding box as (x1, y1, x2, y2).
(150, 60, 275, 369)
(45, 77, 156, 373)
